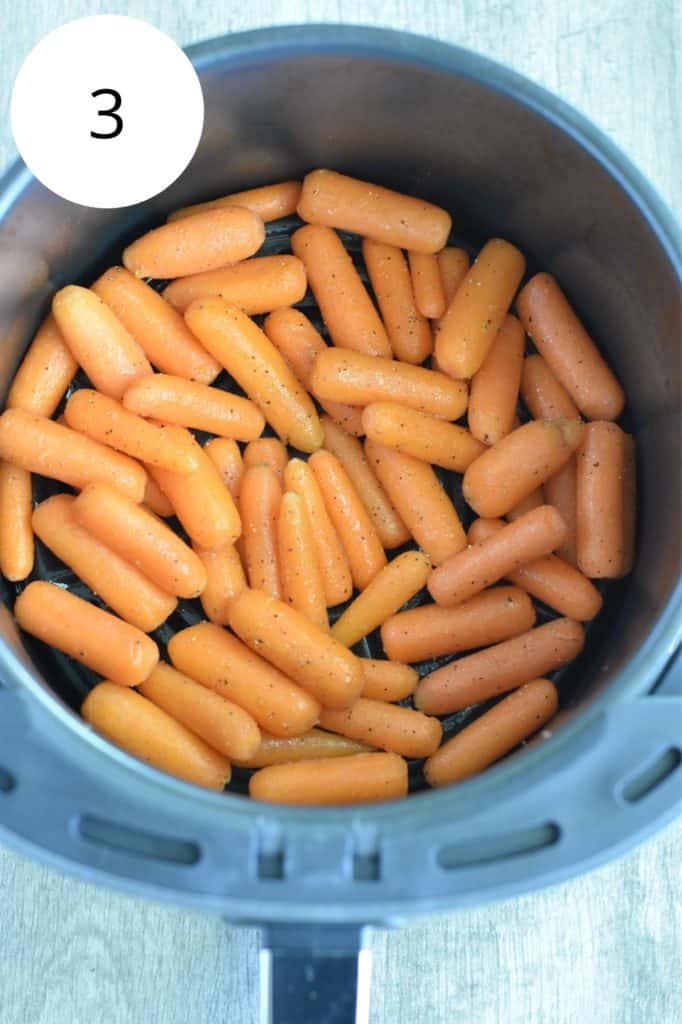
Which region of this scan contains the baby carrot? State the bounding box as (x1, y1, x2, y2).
(185, 298, 323, 452)
(148, 432, 241, 550)
(169, 622, 320, 737)
(284, 458, 353, 606)
(291, 224, 392, 358)
(0, 409, 147, 502)
(249, 751, 408, 805)
(520, 353, 580, 421)
(15, 581, 159, 686)
(33, 494, 177, 632)
(362, 403, 485, 472)
(321, 415, 410, 549)
(6, 315, 77, 416)
(0, 462, 33, 581)
(468, 314, 525, 445)
(123, 373, 265, 442)
(91, 267, 221, 384)
(52, 286, 152, 400)
(123, 207, 265, 279)
(320, 698, 442, 759)
(162, 255, 307, 314)
(143, 477, 174, 518)
(64, 389, 200, 473)
(229, 588, 364, 709)
(139, 662, 261, 762)
(309, 450, 387, 590)
(194, 544, 246, 625)
(428, 505, 567, 607)
(408, 251, 447, 318)
(506, 487, 544, 521)
(467, 517, 602, 621)
(73, 483, 207, 599)
(277, 490, 329, 631)
(234, 727, 371, 768)
(204, 438, 244, 499)
(359, 659, 419, 702)
(437, 248, 471, 306)
(576, 422, 635, 578)
(243, 438, 288, 483)
(364, 440, 467, 565)
(435, 239, 526, 379)
(414, 618, 584, 715)
(264, 307, 364, 435)
(168, 180, 302, 223)
(239, 465, 283, 598)
(424, 679, 559, 787)
(331, 550, 432, 648)
(311, 348, 468, 420)
(82, 683, 230, 790)
(297, 170, 451, 253)
(545, 458, 578, 565)
(517, 274, 625, 421)
(362, 240, 433, 364)
(381, 586, 536, 663)
(462, 419, 584, 518)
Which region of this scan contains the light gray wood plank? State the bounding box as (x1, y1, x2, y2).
(0, 2, 680, 1023)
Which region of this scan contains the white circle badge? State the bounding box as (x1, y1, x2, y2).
(10, 16, 204, 208)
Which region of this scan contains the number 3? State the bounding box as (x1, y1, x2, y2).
(91, 88, 123, 139)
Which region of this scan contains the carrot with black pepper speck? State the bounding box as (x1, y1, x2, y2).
(362, 240, 433, 363)
(239, 464, 283, 599)
(277, 490, 329, 631)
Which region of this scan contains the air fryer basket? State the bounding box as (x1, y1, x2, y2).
(0, 25, 680, 1024)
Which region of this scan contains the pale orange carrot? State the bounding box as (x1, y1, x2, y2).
(520, 353, 581, 421)
(234, 727, 371, 768)
(249, 751, 408, 804)
(194, 544, 246, 625)
(277, 490, 329, 631)
(321, 697, 442, 758)
(6, 315, 77, 416)
(143, 477, 175, 518)
(123, 373, 265, 441)
(243, 438, 288, 483)
(162, 255, 307, 314)
(468, 314, 525, 445)
(0, 462, 33, 581)
(15, 581, 159, 686)
(239, 465, 282, 598)
(545, 458, 578, 565)
(576, 422, 635, 578)
(408, 251, 447, 318)
(362, 240, 432, 363)
(168, 180, 301, 223)
(359, 659, 419, 702)
(362, 403, 485, 472)
(437, 248, 471, 306)
(204, 438, 244, 500)
(506, 487, 545, 521)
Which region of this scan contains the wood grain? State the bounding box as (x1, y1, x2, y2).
(0, 2, 680, 1023)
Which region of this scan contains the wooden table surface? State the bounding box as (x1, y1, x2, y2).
(0, 2, 680, 1022)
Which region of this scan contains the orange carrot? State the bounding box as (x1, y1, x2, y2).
(365, 440, 467, 565)
(82, 683, 230, 790)
(185, 298, 323, 452)
(204, 438, 244, 499)
(425, 679, 558, 786)
(6, 315, 77, 416)
(249, 751, 407, 804)
(264, 307, 364, 435)
(291, 224, 392, 358)
(506, 487, 545, 521)
(162, 255, 307, 315)
(143, 477, 174, 518)
(414, 618, 584, 715)
(437, 248, 471, 306)
(123, 207, 265, 279)
(359, 659, 418, 702)
(123, 373, 265, 441)
(462, 419, 584, 518)
(321, 415, 410, 549)
(64, 389, 200, 473)
(362, 240, 432, 363)
(0, 462, 33, 581)
(516, 273, 625, 420)
(0, 409, 147, 502)
(169, 622, 320, 737)
(15, 581, 159, 686)
(229, 588, 364, 710)
(309, 450, 387, 590)
(520, 353, 580, 421)
(362, 403, 485, 472)
(435, 239, 526, 379)
(243, 438, 287, 483)
(239, 465, 283, 598)
(284, 458, 353, 606)
(331, 550, 431, 648)
(73, 483, 207, 599)
(320, 698, 442, 759)
(139, 662, 261, 762)
(168, 180, 301, 223)
(576, 422, 635, 578)
(297, 170, 451, 253)
(408, 251, 447, 318)
(234, 727, 371, 768)
(91, 266, 221, 384)
(33, 494, 176, 632)
(277, 490, 329, 631)
(545, 458, 578, 565)
(381, 586, 536, 663)
(310, 348, 468, 420)
(194, 544, 246, 625)
(468, 314, 525, 445)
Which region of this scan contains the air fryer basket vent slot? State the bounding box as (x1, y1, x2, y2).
(78, 814, 200, 865)
(620, 747, 681, 804)
(437, 822, 560, 869)
(0, 766, 15, 793)
(352, 851, 381, 881)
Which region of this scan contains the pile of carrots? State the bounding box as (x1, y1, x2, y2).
(0, 170, 635, 804)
